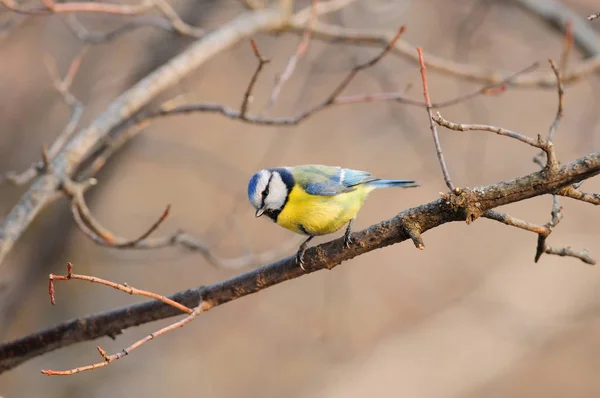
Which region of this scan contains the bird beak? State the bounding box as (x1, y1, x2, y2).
(255, 208, 265, 217)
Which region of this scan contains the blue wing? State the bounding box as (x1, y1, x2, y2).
(293, 165, 377, 196)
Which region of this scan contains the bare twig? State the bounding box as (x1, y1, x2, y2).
(482, 210, 547, 235)
(294, 20, 600, 87)
(151, 0, 204, 38)
(48, 262, 191, 312)
(532, 58, 576, 264)
(0, 48, 86, 187)
(240, 39, 270, 118)
(42, 262, 208, 375)
(2, 0, 204, 37)
(544, 246, 595, 265)
(433, 113, 548, 150)
(533, 60, 562, 170)
(61, 177, 171, 248)
(589, 12, 600, 21)
(2, 151, 599, 374)
(556, 186, 600, 205)
(417, 47, 454, 191)
(59, 177, 300, 268)
(1, 0, 153, 15)
(73, 58, 537, 186)
(264, 0, 318, 113)
(64, 14, 202, 44)
(291, 62, 540, 109)
(76, 26, 407, 180)
(559, 20, 573, 75)
(546, 60, 564, 143)
(44, 47, 88, 158)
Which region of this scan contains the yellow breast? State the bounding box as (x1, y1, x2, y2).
(276, 185, 374, 236)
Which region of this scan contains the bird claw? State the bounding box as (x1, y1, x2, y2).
(343, 234, 353, 249)
(296, 250, 307, 271)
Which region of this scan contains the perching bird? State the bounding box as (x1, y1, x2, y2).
(247, 164, 419, 270)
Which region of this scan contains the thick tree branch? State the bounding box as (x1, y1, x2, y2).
(0, 6, 289, 270)
(1, 151, 598, 374)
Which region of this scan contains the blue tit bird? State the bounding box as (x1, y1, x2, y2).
(247, 164, 420, 270)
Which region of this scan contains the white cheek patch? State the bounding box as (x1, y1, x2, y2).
(264, 172, 287, 210)
(251, 170, 271, 209)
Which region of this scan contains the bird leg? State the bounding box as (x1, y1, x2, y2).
(296, 235, 314, 271)
(343, 219, 354, 248)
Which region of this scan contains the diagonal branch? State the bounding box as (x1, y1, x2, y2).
(58, 176, 301, 269)
(264, 0, 318, 113)
(0, 48, 86, 186)
(556, 186, 600, 205)
(75, 25, 406, 180)
(0, 6, 290, 270)
(417, 47, 454, 190)
(1, 151, 599, 375)
(240, 39, 270, 118)
(295, 19, 600, 87)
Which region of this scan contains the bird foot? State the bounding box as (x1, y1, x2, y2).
(296, 248, 307, 271)
(343, 234, 353, 249)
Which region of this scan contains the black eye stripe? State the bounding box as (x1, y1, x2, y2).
(260, 173, 274, 207)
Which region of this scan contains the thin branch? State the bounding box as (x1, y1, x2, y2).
(44, 47, 87, 158)
(533, 59, 562, 170)
(293, 19, 600, 87)
(559, 20, 573, 75)
(2, 0, 153, 15)
(264, 0, 318, 113)
(482, 207, 588, 265)
(589, 12, 600, 21)
(43, 262, 208, 375)
(433, 113, 547, 150)
(544, 246, 595, 265)
(423, 62, 540, 108)
(76, 25, 407, 180)
(546, 60, 564, 143)
(240, 39, 270, 118)
(326, 26, 406, 102)
(0, 48, 86, 187)
(151, 0, 204, 38)
(2, 151, 599, 374)
(3, 0, 204, 38)
(534, 59, 567, 263)
(482, 210, 548, 235)
(48, 262, 192, 313)
(74, 58, 538, 185)
(282, 61, 540, 109)
(64, 181, 172, 248)
(417, 47, 454, 191)
(556, 186, 600, 205)
(59, 177, 300, 268)
(63, 14, 201, 44)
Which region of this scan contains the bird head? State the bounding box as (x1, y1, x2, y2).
(247, 168, 293, 220)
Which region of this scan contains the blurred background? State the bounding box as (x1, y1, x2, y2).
(1, 0, 600, 396)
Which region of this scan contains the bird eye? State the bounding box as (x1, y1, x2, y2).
(262, 186, 269, 199)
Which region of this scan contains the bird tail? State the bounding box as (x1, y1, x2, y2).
(365, 179, 420, 189)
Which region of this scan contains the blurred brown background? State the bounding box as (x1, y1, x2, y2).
(1, 0, 600, 397)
